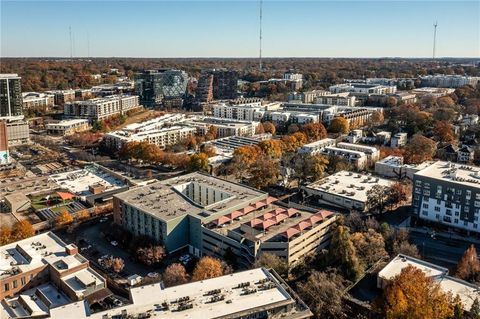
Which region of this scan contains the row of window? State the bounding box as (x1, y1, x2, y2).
(3, 274, 32, 292)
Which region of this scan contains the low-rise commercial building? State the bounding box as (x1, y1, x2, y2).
(412, 161, 480, 234)
(375, 155, 434, 179)
(113, 172, 338, 267)
(64, 95, 139, 121)
(49, 164, 128, 205)
(0, 232, 106, 302)
(45, 119, 90, 136)
(303, 171, 393, 211)
(2, 267, 312, 319)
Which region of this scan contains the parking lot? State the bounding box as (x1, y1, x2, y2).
(56, 216, 155, 277)
(55, 216, 198, 279)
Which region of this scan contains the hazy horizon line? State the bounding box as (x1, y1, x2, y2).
(1, 56, 479, 60)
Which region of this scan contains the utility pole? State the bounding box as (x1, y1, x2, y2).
(432, 21, 438, 59)
(259, 0, 263, 71)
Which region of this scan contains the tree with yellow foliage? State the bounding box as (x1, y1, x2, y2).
(13, 220, 35, 240)
(377, 265, 454, 319)
(56, 211, 74, 227)
(259, 139, 283, 159)
(329, 117, 350, 134)
(0, 225, 13, 245)
(192, 256, 224, 281)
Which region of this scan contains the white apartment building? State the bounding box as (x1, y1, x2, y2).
(123, 113, 186, 133)
(22, 92, 55, 109)
(64, 95, 139, 121)
(213, 102, 263, 121)
(299, 138, 337, 155)
(420, 75, 480, 88)
(303, 171, 393, 211)
(185, 117, 259, 138)
(336, 142, 380, 163)
(321, 146, 369, 170)
(412, 161, 480, 234)
(45, 119, 90, 136)
(316, 93, 356, 107)
(391, 132, 408, 148)
(329, 83, 397, 95)
(104, 125, 196, 150)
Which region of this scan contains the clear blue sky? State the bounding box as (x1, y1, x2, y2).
(1, 1, 479, 58)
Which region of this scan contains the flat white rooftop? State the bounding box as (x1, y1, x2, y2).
(0, 232, 68, 280)
(48, 268, 303, 319)
(305, 170, 393, 203)
(46, 119, 89, 127)
(414, 161, 480, 188)
(49, 165, 126, 196)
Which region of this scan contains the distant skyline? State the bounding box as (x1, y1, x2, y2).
(1, 1, 479, 58)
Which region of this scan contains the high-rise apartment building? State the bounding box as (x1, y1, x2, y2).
(0, 121, 9, 165)
(0, 74, 23, 117)
(195, 72, 214, 104)
(135, 69, 188, 108)
(200, 69, 238, 100)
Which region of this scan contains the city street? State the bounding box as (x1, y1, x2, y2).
(409, 230, 480, 268)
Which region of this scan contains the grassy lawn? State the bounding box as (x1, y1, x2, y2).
(31, 194, 73, 211)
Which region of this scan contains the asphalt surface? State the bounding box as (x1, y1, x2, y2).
(409, 230, 480, 268)
(56, 216, 156, 277)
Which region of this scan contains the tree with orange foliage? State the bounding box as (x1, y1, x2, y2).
(13, 220, 35, 240)
(262, 121, 276, 135)
(404, 134, 437, 164)
(255, 123, 265, 134)
(292, 131, 307, 145)
(75, 209, 90, 221)
(189, 152, 210, 172)
(380, 147, 405, 159)
(329, 117, 350, 134)
(205, 125, 218, 141)
(300, 122, 327, 142)
(377, 265, 454, 319)
(192, 256, 224, 281)
(163, 263, 189, 287)
(229, 144, 263, 177)
(370, 111, 385, 125)
(456, 245, 480, 283)
(433, 121, 456, 143)
(258, 139, 283, 159)
(56, 211, 74, 227)
(0, 225, 13, 245)
(112, 257, 125, 273)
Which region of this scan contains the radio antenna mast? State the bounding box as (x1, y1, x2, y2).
(432, 21, 438, 59)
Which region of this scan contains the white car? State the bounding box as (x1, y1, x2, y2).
(111, 241, 118, 246)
